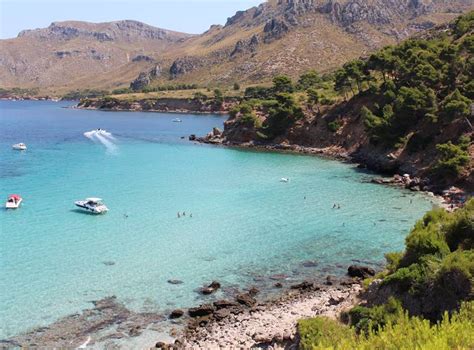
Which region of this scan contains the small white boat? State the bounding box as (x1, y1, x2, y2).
(12, 143, 27, 150)
(280, 178, 290, 183)
(74, 198, 109, 214)
(172, 118, 182, 123)
(6, 194, 22, 209)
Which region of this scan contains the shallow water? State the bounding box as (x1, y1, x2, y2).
(0, 101, 435, 338)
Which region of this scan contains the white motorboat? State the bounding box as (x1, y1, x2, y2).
(12, 143, 27, 150)
(5, 194, 22, 209)
(74, 198, 109, 214)
(280, 178, 290, 183)
(172, 118, 182, 123)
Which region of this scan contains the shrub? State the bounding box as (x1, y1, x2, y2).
(434, 138, 470, 178)
(272, 75, 294, 93)
(233, 82, 240, 90)
(298, 302, 474, 350)
(327, 120, 343, 132)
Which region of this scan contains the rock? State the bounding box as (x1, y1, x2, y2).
(264, 18, 289, 43)
(301, 260, 318, 268)
(213, 299, 237, 309)
(247, 287, 260, 296)
(252, 332, 272, 343)
(167, 279, 184, 285)
(326, 275, 334, 286)
(155, 341, 171, 349)
(170, 57, 201, 78)
(213, 308, 230, 320)
(327, 296, 344, 306)
(236, 293, 256, 307)
(212, 128, 223, 137)
(130, 72, 150, 91)
(274, 282, 283, 288)
(169, 309, 184, 319)
(199, 281, 221, 295)
(128, 325, 141, 337)
(348, 265, 375, 278)
(131, 54, 154, 62)
(188, 304, 215, 318)
(290, 281, 314, 290)
(189, 134, 196, 141)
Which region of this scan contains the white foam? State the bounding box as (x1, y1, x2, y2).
(84, 130, 117, 154)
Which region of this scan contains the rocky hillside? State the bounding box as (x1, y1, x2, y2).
(0, 20, 193, 94)
(1, 0, 473, 94)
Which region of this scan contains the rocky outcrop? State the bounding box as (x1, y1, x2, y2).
(230, 35, 259, 57)
(129, 65, 161, 91)
(263, 18, 290, 43)
(131, 54, 154, 62)
(170, 57, 202, 78)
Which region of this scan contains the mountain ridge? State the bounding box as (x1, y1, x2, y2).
(0, 0, 473, 94)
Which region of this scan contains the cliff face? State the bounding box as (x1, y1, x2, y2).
(1, 0, 472, 94)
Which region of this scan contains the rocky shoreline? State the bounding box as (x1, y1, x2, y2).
(178, 281, 362, 349)
(0, 265, 373, 349)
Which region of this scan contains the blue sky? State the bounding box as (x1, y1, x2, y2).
(0, 0, 264, 39)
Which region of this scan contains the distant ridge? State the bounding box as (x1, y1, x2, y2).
(0, 0, 472, 94)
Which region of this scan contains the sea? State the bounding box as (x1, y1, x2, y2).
(0, 100, 436, 339)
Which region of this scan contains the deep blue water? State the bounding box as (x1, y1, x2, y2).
(0, 101, 435, 338)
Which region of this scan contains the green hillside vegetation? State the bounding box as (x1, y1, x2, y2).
(298, 301, 474, 350)
(298, 199, 474, 349)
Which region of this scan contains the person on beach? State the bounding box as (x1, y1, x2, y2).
(333, 203, 337, 209)
(177, 212, 180, 218)
(183, 211, 186, 216)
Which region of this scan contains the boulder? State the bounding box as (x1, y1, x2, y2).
(169, 309, 184, 319)
(213, 308, 230, 320)
(290, 281, 314, 290)
(348, 265, 375, 278)
(247, 286, 260, 296)
(188, 304, 215, 318)
(189, 134, 196, 141)
(199, 281, 221, 295)
(236, 293, 256, 307)
(213, 299, 238, 309)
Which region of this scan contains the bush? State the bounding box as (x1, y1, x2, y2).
(298, 302, 474, 350)
(327, 120, 343, 132)
(233, 82, 240, 90)
(434, 137, 470, 178)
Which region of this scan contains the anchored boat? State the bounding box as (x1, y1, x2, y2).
(74, 198, 109, 214)
(6, 194, 22, 209)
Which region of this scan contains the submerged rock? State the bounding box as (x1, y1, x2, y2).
(167, 279, 184, 285)
(199, 281, 221, 295)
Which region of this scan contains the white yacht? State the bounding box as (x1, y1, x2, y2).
(5, 195, 22, 209)
(172, 118, 182, 123)
(280, 178, 290, 183)
(12, 143, 27, 150)
(74, 198, 109, 214)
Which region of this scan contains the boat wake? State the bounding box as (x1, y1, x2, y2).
(83, 129, 117, 154)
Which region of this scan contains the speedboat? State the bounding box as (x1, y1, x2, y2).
(5, 194, 22, 209)
(74, 198, 109, 214)
(280, 178, 290, 183)
(172, 118, 182, 123)
(12, 143, 27, 150)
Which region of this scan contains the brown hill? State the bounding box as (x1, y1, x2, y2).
(1, 0, 473, 94)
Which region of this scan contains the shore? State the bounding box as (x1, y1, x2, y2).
(179, 282, 362, 349)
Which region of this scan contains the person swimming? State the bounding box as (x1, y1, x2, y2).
(177, 212, 181, 218)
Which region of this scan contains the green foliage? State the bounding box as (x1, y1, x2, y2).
(385, 252, 403, 273)
(230, 102, 260, 128)
(348, 298, 404, 334)
(261, 93, 303, 138)
(214, 88, 224, 105)
(193, 92, 208, 101)
(298, 302, 474, 350)
(327, 120, 343, 133)
(63, 89, 109, 100)
(378, 200, 474, 316)
(233, 82, 240, 90)
(453, 11, 474, 38)
(297, 70, 321, 90)
(434, 137, 470, 178)
(272, 75, 294, 94)
(111, 87, 132, 95)
(440, 89, 471, 121)
(244, 86, 273, 100)
(140, 83, 198, 93)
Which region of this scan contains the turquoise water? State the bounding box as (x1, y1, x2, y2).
(0, 101, 435, 338)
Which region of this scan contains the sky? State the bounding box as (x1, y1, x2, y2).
(0, 0, 264, 39)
